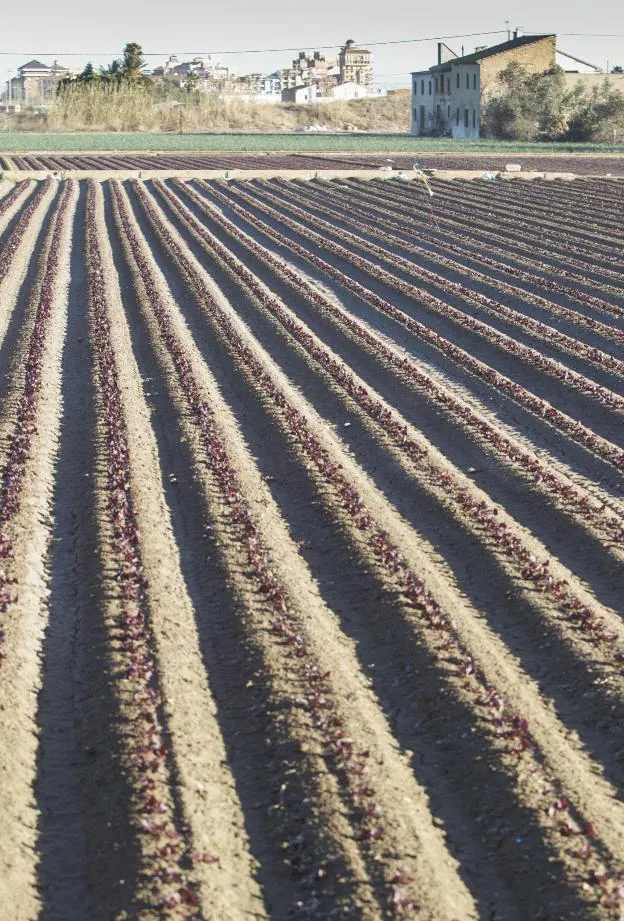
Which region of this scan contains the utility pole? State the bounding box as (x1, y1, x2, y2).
(505, 19, 511, 41)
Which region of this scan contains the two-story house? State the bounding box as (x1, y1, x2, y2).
(411, 33, 558, 138)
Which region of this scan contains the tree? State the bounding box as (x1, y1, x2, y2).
(182, 71, 200, 95)
(78, 61, 98, 83)
(564, 80, 624, 141)
(121, 42, 151, 82)
(99, 58, 122, 83)
(481, 63, 568, 140)
(611, 65, 623, 74)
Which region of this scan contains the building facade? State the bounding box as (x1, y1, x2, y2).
(281, 84, 317, 104)
(9, 59, 75, 104)
(411, 33, 558, 138)
(339, 40, 373, 89)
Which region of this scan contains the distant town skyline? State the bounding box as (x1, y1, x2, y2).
(1, 0, 623, 93)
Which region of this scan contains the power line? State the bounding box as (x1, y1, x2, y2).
(0, 30, 509, 57)
(1, 29, 622, 59)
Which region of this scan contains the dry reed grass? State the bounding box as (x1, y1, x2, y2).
(2, 83, 410, 133)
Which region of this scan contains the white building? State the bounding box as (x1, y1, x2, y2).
(330, 81, 369, 100)
(281, 84, 317, 104)
(411, 42, 482, 139)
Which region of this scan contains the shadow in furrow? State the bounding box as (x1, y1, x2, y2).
(225, 182, 624, 446)
(0, 193, 58, 411)
(183, 179, 624, 499)
(35, 185, 142, 921)
(128, 183, 595, 921)
(102, 183, 373, 920)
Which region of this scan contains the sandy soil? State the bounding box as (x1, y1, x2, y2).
(0, 174, 622, 920)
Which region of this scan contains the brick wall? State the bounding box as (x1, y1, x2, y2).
(480, 36, 556, 96)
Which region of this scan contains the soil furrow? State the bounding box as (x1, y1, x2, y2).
(238, 180, 624, 413)
(0, 180, 76, 919)
(196, 179, 624, 471)
(122, 178, 624, 918)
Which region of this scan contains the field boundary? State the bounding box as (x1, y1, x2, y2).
(0, 168, 589, 181)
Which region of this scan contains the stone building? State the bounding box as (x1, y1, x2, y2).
(338, 39, 373, 89)
(410, 32, 617, 139)
(411, 33, 559, 138)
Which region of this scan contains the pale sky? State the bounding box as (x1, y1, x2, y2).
(1, 0, 623, 90)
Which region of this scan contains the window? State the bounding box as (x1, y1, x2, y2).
(464, 108, 469, 127)
(435, 77, 438, 93)
(456, 72, 459, 89)
(466, 73, 470, 89)
(447, 77, 450, 93)
(473, 73, 477, 90)
(472, 109, 476, 128)
(436, 104, 440, 122)
(429, 80, 432, 95)
(456, 107, 460, 125)
(421, 79, 424, 94)
(448, 104, 451, 118)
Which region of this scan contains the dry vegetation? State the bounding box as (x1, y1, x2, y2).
(0, 173, 623, 920)
(2, 82, 410, 133)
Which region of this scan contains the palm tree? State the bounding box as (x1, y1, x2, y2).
(121, 43, 149, 80)
(99, 58, 122, 83)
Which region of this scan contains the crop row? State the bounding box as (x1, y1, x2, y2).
(490, 181, 623, 220)
(4, 153, 392, 172)
(248, 180, 624, 392)
(0, 181, 72, 661)
(360, 178, 624, 290)
(85, 181, 204, 917)
(126, 179, 624, 905)
(154, 178, 623, 657)
(171, 179, 624, 544)
(355, 178, 624, 303)
(0, 179, 34, 221)
(0, 179, 53, 286)
(270, 178, 624, 368)
(454, 175, 624, 231)
(423, 179, 623, 259)
(108, 179, 429, 912)
(378, 177, 624, 270)
(231, 181, 624, 412)
(200, 180, 624, 470)
(427, 177, 623, 242)
(291, 178, 624, 333)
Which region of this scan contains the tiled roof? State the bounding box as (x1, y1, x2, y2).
(19, 59, 50, 71)
(432, 34, 555, 69)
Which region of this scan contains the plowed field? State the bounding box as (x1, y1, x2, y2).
(0, 175, 622, 921)
(2, 152, 624, 174)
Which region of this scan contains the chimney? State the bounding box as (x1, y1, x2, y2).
(437, 42, 443, 65)
(513, 27, 524, 39)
